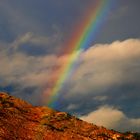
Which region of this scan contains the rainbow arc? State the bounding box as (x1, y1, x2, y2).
(43, 0, 112, 108)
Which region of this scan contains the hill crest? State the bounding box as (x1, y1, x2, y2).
(0, 92, 139, 140)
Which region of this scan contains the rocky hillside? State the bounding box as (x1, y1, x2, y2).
(0, 92, 139, 140)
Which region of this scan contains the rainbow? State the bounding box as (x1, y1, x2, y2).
(44, 0, 112, 108)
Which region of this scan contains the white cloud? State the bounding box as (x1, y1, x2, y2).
(64, 38, 140, 98)
(81, 105, 140, 132)
(0, 38, 140, 93)
(0, 51, 57, 87)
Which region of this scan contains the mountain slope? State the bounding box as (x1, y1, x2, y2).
(0, 92, 139, 140)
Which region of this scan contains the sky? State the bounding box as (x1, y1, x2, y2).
(0, 0, 140, 132)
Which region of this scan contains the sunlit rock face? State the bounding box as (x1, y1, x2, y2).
(0, 92, 139, 140)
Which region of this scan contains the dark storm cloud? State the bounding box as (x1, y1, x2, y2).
(1, 0, 139, 45)
(95, 0, 140, 43)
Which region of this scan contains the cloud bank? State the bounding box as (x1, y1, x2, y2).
(1, 37, 140, 97)
(81, 105, 140, 132)
(65, 38, 140, 97)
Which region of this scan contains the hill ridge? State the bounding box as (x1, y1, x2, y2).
(0, 92, 139, 140)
